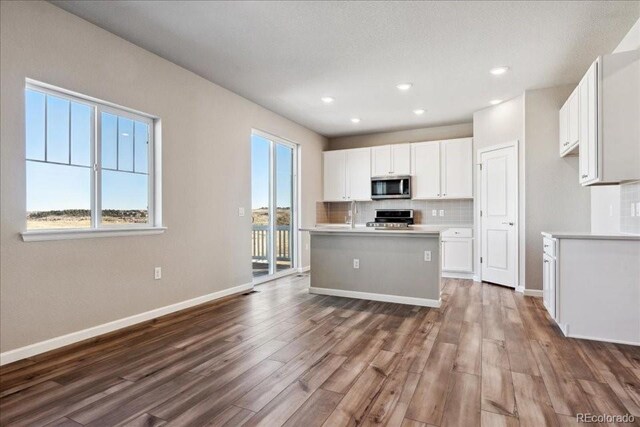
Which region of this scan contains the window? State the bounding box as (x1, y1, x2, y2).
(25, 81, 159, 236)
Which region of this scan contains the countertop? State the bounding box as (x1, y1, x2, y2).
(541, 231, 640, 241)
(301, 224, 471, 236)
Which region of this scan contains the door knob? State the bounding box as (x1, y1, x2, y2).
(502, 222, 514, 226)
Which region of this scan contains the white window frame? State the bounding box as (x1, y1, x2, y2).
(22, 79, 165, 242)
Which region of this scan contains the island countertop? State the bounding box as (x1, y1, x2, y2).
(541, 231, 640, 241)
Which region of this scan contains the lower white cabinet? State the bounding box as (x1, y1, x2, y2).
(441, 228, 473, 273)
(542, 252, 556, 319)
(543, 237, 557, 320)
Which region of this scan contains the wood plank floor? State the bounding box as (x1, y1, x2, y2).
(1, 275, 639, 426)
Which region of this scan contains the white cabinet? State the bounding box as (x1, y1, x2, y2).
(441, 228, 473, 273)
(411, 138, 472, 200)
(574, 51, 640, 185)
(441, 138, 473, 198)
(323, 150, 346, 202)
(411, 141, 440, 199)
(542, 244, 557, 320)
(579, 61, 598, 184)
(559, 87, 580, 157)
(371, 144, 411, 176)
(323, 148, 371, 201)
(346, 148, 371, 201)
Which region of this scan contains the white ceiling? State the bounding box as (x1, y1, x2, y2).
(51, 1, 639, 137)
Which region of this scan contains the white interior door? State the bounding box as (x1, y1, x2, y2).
(480, 144, 518, 288)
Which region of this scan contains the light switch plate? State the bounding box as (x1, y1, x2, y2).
(238, 207, 245, 217)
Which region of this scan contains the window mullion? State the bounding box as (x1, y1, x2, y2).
(94, 107, 102, 228)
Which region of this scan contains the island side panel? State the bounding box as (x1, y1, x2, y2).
(309, 233, 441, 302)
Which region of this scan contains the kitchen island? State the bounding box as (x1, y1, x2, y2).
(301, 225, 443, 307)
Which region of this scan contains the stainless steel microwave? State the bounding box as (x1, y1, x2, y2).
(371, 175, 411, 200)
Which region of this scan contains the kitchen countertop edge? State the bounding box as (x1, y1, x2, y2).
(541, 231, 640, 241)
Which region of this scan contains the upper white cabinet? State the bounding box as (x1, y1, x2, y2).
(323, 150, 346, 202)
(371, 144, 410, 176)
(411, 141, 440, 199)
(411, 137, 472, 199)
(345, 148, 372, 201)
(569, 51, 639, 185)
(323, 148, 371, 201)
(559, 87, 580, 157)
(579, 61, 598, 184)
(441, 138, 473, 198)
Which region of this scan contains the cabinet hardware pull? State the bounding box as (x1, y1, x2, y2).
(581, 174, 588, 178)
(544, 259, 549, 263)
(544, 244, 549, 248)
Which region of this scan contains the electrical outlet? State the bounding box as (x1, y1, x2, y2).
(631, 203, 636, 217)
(154, 267, 162, 280)
(439, 210, 445, 217)
(432, 209, 437, 216)
(637, 202, 640, 216)
(238, 207, 245, 217)
(305, 243, 309, 251)
(353, 259, 359, 269)
(424, 251, 431, 262)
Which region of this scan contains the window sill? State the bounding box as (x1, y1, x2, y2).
(21, 226, 167, 242)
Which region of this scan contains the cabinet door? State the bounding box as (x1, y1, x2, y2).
(568, 88, 580, 148)
(411, 141, 440, 199)
(441, 238, 473, 272)
(579, 61, 599, 184)
(345, 148, 371, 201)
(371, 145, 392, 177)
(543, 253, 556, 319)
(441, 138, 472, 198)
(391, 143, 411, 175)
(559, 100, 569, 154)
(323, 150, 346, 201)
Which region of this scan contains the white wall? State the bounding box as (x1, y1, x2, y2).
(524, 86, 591, 290)
(472, 96, 526, 287)
(0, 1, 327, 353)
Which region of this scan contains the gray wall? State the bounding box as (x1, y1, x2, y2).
(524, 86, 591, 290)
(0, 1, 327, 352)
(328, 122, 473, 150)
(472, 96, 525, 286)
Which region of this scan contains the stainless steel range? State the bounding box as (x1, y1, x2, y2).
(366, 209, 414, 229)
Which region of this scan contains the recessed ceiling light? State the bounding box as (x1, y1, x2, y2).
(321, 96, 334, 104)
(490, 66, 510, 75)
(490, 99, 503, 105)
(413, 109, 425, 115)
(396, 83, 413, 91)
(351, 118, 361, 123)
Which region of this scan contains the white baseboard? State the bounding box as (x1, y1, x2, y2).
(523, 289, 543, 298)
(309, 287, 441, 308)
(298, 266, 311, 273)
(0, 282, 253, 366)
(442, 272, 475, 280)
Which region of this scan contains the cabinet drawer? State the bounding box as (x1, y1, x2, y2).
(441, 228, 472, 238)
(543, 237, 556, 257)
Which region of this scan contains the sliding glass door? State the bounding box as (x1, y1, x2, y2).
(251, 131, 297, 280)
